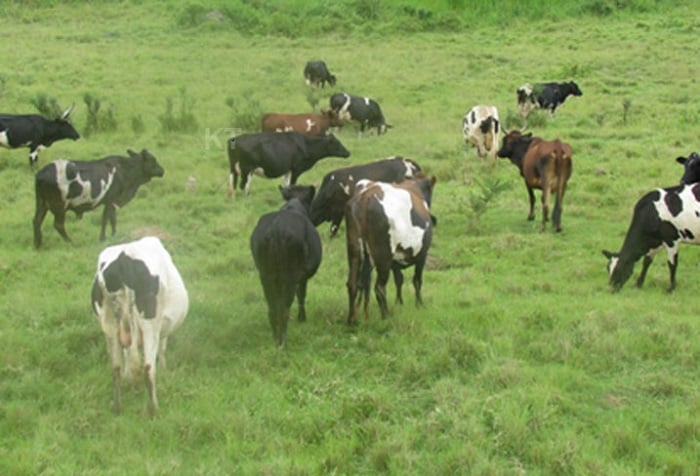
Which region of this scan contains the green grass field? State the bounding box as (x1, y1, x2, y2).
(1, 1, 699, 474)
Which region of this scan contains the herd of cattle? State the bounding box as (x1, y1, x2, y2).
(2, 58, 699, 414)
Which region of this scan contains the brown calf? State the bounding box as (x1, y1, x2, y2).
(261, 110, 343, 137)
(497, 130, 572, 232)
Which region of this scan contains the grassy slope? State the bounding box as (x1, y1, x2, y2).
(1, 2, 699, 474)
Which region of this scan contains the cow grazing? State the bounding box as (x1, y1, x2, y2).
(329, 93, 391, 135)
(603, 184, 700, 292)
(310, 156, 422, 237)
(0, 105, 80, 168)
(261, 110, 343, 137)
(304, 60, 336, 89)
(33, 149, 164, 248)
(497, 130, 573, 232)
(227, 131, 350, 198)
(676, 152, 700, 184)
(91, 236, 189, 415)
(516, 81, 582, 119)
(345, 174, 436, 324)
(250, 185, 322, 347)
(462, 105, 501, 160)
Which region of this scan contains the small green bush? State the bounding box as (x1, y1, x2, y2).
(159, 87, 199, 134)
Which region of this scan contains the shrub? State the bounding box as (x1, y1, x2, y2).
(83, 93, 118, 137)
(159, 87, 198, 134)
(30, 93, 61, 117)
(225, 92, 262, 132)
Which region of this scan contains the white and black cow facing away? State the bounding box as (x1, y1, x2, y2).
(303, 60, 336, 89)
(250, 185, 322, 347)
(0, 104, 80, 168)
(33, 149, 164, 248)
(676, 152, 700, 184)
(517, 81, 582, 119)
(227, 131, 350, 198)
(603, 183, 700, 292)
(345, 174, 436, 324)
(329, 93, 392, 135)
(462, 105, 500, 160)
(91, 236, 189, 415)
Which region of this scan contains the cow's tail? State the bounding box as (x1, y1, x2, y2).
(553, 145, 571, 231)
(227, 138, 238, 199)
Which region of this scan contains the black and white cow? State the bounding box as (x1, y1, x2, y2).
(329, 93, 391, 135)
(92, 236, 189, 415)
(310, 156, 422, 237)
(345, 174, 436, 324)
(227, 131, 350, 198)
(33, 149, 164, 248)
(0, 105, 80, 168)
(603, 183, 700, 292)
(303, 60, 336, 89)
(517, 81, 583, 119)
(462, 105, 501, 160)
(250, 185, 322, 347)
(676, 152, 700, 184)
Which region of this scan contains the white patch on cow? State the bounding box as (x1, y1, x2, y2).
(373, 182, 429, 262)
(606, 255, 620, 277)
(653, 186, 700, 248)
(338, 182, 351, 196)
(0, 131, 9, 148)
(402, 158, 416, 177)
(282, 171, 292, 187)
(305, 118, 316, 132)
(363, 97, 370, 105)
(54, 159, 115, 210)
(338, 94, 352, 120)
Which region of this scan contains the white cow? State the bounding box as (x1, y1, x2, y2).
(91, 236, 189, 415)
(462, 105, 500, 160)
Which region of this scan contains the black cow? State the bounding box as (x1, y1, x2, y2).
(676, 152, 700, 184)
(603, 183, 700, 292)
(329, 93, 391, 135)
(0, 105, 80, 168)
(33, 149, 164, 248)
(250, 185, 322, 347)
(303, 60, 336, 89)
(517, 81, 582, 119)
(310, 156, 422, 237)
(227, 131, 350, 198)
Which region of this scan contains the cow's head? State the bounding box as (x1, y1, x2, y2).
(568, 81, 583, 97)
(322, 134, 351, 159)
(129, 149, 165, 179)
(309, 173, 353, 235)
(602, 250, 632, 292)
(54, 104, 80, 141)
(280, 184, 316, 213)
(321, 109, 344, 128)
(497, 130, 531, 160)
(676, 152, 700, 185)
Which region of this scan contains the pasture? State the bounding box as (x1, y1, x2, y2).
(1, 1, 699, 474)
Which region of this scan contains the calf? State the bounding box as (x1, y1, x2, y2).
(261, 110, 343, 137)
(517, 81, 582, 119)
(227, 131, 350, 198)
(497, 130, 573, 232)
(676, 152, 700, 184)
(345, 174, 436, 324)
(250, 185, 322, 347)
(310, 156, 422, 237)
(603, 184, 700, 292)
(33, 149, 164, 248)
(91, 236, 189, 415)
(329, 93, 391, 135)
(304, 60, 336, 89)
(462, 105, 500, 160)
(0, 104, 80, 168)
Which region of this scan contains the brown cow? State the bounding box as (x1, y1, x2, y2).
(345, 174, 436, 324)
(497, 130, 572, 232)
(261, 110, 343, 137)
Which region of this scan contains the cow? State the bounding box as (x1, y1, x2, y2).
(329, 93, 391, 135)
(310, 156, 422, 238)
(0, 104, 80, 168)
(33, 149, 164, 248)
(676, 152, 700, 184)
(250, 185, 322, 347)
(91, 236, 189, 415)
(462, 105, 501, 160)
(497, 130, 573, 232)
(602, 183, 700, 292)
(261, 110, 343, 137)
(516, 81, 582, 119)
(304, 60, 336, 89)
(345, 174, 436, 324)
(227, 131, 350, 198)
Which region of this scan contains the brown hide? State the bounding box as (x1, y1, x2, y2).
(261, 110, 342, 137)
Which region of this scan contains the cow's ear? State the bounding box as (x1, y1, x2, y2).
(676, 157, 688, 165)
(127, 149, 138, 157)
(430, 175, 437, 188)
(524, 132, 533, 138)
(602, 250, 617, 259)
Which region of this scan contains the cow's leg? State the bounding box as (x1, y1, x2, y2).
(636, 255, 654, 288)
(360, 254, 373, 320)
(526, 185, 536, 221)
(666, 248, 679, 292)
(540, 185, 551, 232)
(392, 264, 404, 304)
(103, 331, 123, 414)
(296, 278, 308, 322)
(33, 202, 49, 249)
(413, 259, 426, 307)
(51, 207, 71, 243)
(346, 242, 362, 325)
(552, 187, 564, 232)
(100, 205, 116, 241)
(28, 144, 41, 169)
(374, 265, 391, 319)
(243, 172, 253, 197)
(140, 319, 160, 416)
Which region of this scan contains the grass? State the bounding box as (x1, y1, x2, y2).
(1, 1, 699, 474)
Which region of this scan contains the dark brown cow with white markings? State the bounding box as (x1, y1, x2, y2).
(261, 110, 343, 137)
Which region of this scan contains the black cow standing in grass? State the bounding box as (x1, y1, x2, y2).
(329, 93, 391, 135)
(517, 81, 582, 119)
(227, 131, 350, 198)
(0, 105, 80, 168)
(603, 183, 700, 292)
(250, 185, 322, 347)
(33, 149, 164, 248)
(303, 60, 336, 89)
